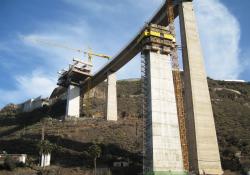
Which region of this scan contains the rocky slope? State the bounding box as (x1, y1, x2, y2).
(0, 78, 250, 174)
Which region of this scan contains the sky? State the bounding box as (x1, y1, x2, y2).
(0, 0, 249, 108)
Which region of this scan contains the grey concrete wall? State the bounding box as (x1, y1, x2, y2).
(106, 72, 117, 121)
(144, 51, 185, 174)
(66, 85, 80, 118)
(179, 1, 223, 174)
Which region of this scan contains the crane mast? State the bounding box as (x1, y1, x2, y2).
(166, 0, 190, 171)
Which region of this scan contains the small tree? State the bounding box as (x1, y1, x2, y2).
(37, 140, 55, 155)
(86, 144, 102, 175)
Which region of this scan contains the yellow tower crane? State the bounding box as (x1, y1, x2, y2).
(24, 38, 111, 118)
(84, 48, 110, 63)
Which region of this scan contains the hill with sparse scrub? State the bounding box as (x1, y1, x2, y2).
(0, 78, 250, 175)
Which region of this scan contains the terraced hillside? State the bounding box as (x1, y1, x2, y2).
(0, 78, 250, 174)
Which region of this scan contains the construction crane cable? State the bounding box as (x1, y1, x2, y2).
(23, 37, 111, 64)
(24, 37, 83, 53)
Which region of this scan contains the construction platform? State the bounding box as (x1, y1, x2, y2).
(57, 59, 93, 87)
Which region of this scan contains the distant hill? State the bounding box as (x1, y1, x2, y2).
(0, 78, 250, 174)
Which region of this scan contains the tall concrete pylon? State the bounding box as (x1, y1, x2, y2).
(66, 85, 80, 118)
(143, 51, 186, 175)
(106, 72, 118, 121)
(179, 1, 223, 174)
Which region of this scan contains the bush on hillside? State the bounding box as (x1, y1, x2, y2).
(4, 156, 16, 171)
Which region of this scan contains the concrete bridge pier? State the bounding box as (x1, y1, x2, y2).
(66, 85, 80, 118)
(143, 51, 185, 175)
(179, 1, 223, 174)
(106, 72, 118, 121)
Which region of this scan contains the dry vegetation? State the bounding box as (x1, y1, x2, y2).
(0, 78, 250, 174)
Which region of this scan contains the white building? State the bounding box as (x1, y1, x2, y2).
(20, 96, 49, 112)
(0, 154, 27, 164)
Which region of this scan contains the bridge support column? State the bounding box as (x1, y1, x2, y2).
(106, 72, 117, 121)
(66, 85, 80, 118)
(143, 51, 185, 175)
(179, 1, 223, 174)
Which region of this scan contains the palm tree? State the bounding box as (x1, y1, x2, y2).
(38, 117, 54, 168)
(37, 140, 55, 167)
(38, 140, 54, 155)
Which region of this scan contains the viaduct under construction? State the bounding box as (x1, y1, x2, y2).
(57, 0, 223, 174)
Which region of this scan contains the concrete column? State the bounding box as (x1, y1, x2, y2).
(179, 2, 223, 174)
(144, 51, 185, 174)
(106, 72, 117, 121)
(66, 85, 80, 118)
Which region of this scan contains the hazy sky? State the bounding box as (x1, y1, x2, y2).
(0, 0, 249, 107)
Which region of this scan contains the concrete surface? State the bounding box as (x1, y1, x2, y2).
(144, 51, 185, 174)
(179, 1, 223, 174)
(66, 85, 80, 118)
(106, 72, 118, 121)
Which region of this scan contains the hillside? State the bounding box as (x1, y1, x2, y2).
(208, 79, 250, 172)
(0, 78, 250, 174)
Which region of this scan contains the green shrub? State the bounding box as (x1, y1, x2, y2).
(16, 161, 26, 167)
(4, 156, 16, 171)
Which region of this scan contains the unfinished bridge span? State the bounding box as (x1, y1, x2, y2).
(60, 0, 223, 174)
(81, 2, 177, 90)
